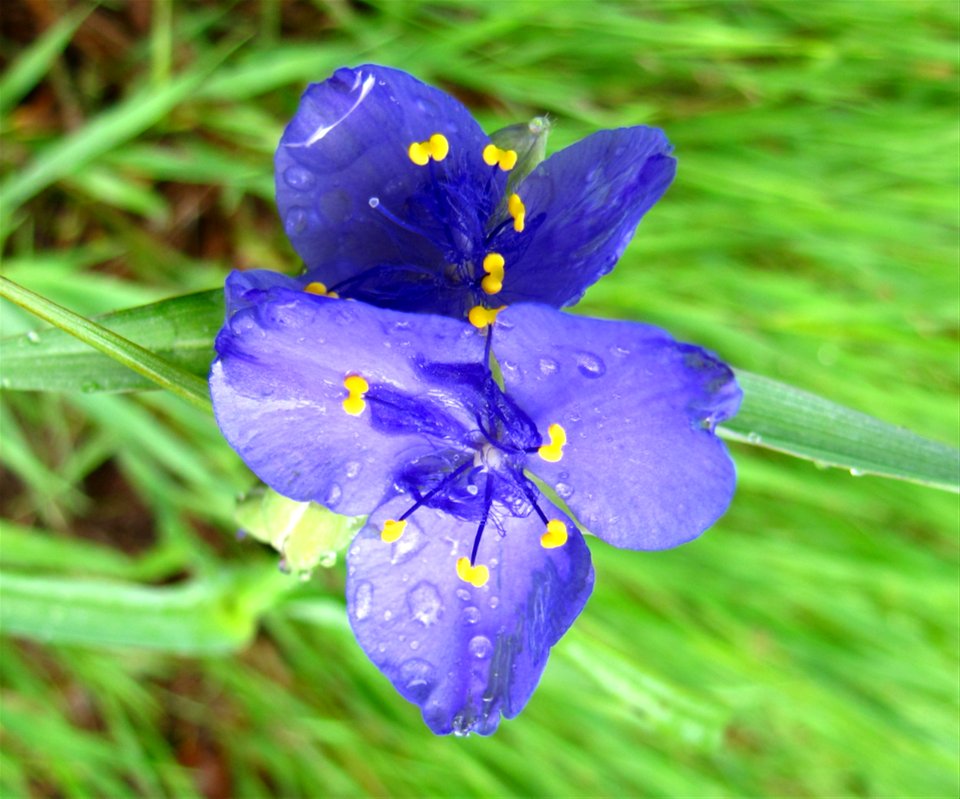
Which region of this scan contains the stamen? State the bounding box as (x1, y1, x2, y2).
(468, 304, 506, 329)
(540, 519, 568, 549)
(480, 252, 505, 295)
(304, 281, 339, 298)
(456, 557, 489, 587)
(342, 374, 369, 416)
(381, 518, 407, 543)
(482, 144, 518, 171)
(537, 423, 567, 462)
(508, 193, 526, 233)
(408, 133, 449, 165)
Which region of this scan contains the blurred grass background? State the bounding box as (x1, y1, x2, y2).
(1, 0, 957, 796)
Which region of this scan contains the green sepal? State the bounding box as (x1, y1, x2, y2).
(488, 116, 552, 193)
(236, 487, 365, 574)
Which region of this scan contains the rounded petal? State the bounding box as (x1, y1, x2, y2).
(494, 305, 741, 550)
(210, 282, 485, 515)
(276, 65, 503, 296)
(491, 127, 676, 307)
(346, 497, 594, 736)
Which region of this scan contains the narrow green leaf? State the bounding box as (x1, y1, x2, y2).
(0, 7, 89, 117)
(0, 38, 244, 229)
(0, 567, 293, 654)
(0, 277, 212, 411)
(720, 371, 960, 492)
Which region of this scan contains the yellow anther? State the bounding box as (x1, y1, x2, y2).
(480, 252, 505, 295)
(468, 304, 506, 329)
(537, 423, 567, 463)
(508, 193, 526, 233)
(482, 143, 518, 171)
(541, 519, 568, 549)
(342, 374, 369, 416)
(381, 519, 407, 543)
(408, 133, 449, 165)
(456, 556, 489, 588)
(304, 282, 339, 298)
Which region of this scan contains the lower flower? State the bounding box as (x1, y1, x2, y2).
(210, 270, 741, 735)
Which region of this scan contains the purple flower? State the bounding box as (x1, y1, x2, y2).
(275, 65, 676, 321)
(210, 271, 741, 735)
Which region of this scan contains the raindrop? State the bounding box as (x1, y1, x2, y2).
(392, 524, 426, 564)
(25, 331, 40, 343)
(462, 606, 480, 625)
(368, 196, 380, 208)
(468, 635, 493, 659)
(576, 352, 606, 378)
(407, 581, 443, 626)
(466, 484, 479, 496)
(746, 432, 762, 444)
(284, 166, 316, 190)
(284, 206, 310, 235)
(609, 345, 630, 358)
(345, 461, 362, 479)
(488, 596, 500, 610)
(399, 659, 436, 702)
(555, 482, 574, 499)
(353, 580, 373, 620)
(849, 468, 864, 477)
(538, 357, 558, 376)
(455, 588, 471, 602)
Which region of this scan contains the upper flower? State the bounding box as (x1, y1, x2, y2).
(210, 271, 741, 735)
(275, 65, 677, 322)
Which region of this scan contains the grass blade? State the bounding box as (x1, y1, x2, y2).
(0, 277, 211, 411)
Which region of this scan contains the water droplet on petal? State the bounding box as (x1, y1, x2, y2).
(285, 206, 310, 235)
(368, 196, 380, 208)
(576, 351, 607, 378)
(353, 580, 373, 620)
(392, 524, 427, 564)
(488, 596, 499, 610)
(399, 659, 436, 702)
(407, 581, 443, 626)
(538, 357, 558, 375)
(345, 461, 362, 478)
(383, 609, 393, 622)
(555, 482, 574, 499)
(324, 483, 342, 505)
(284, 166, 316, 190)
(456, 588, 471, 602)
(462, 606, 480, 625)
(468, 635, 493, 659)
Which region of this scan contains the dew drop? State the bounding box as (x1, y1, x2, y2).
(576, 351, 607, 378)
(392, 524, 426, 564)
(25, 330, 40, 343)
(284, 166, 316, 190)
(488, 596, 500, 610)
(468, 635, 493, 659)
(555, 482, 574, 499)
(455, 588, 471, 602)
(399, 659, 436, 702)
(368, 196, 380, 208)
(407, 581, 443, 626)
(345, 461, 362, 479)
(353, 580, 373, 620)
(538, 357, 558, 376)
(462, 606, 480, 625)
(284, 206, 310, 235)
(849, 468, 864, 477)
(746, 432, 762, 444)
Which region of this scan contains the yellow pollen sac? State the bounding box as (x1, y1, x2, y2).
(303, 282, 339, 298)
(482, 144, 518, 171)
(342, 374, 369, 416)
(481, 252, 505, 295)
(381, 519, 407, 543)
(541, 519, 568, 549)
(538, 423, 567, 462)
(408, 133, 449, 165)
(468, 304, 506, 329)
(456, 556, 489, 588)
(508, 193, 526, 233)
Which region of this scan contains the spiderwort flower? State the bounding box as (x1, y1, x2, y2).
(275, 64, 677, 322)
(210, 271, 741, 735)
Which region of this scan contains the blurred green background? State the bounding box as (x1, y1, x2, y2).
(1, 1, 957, 796)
